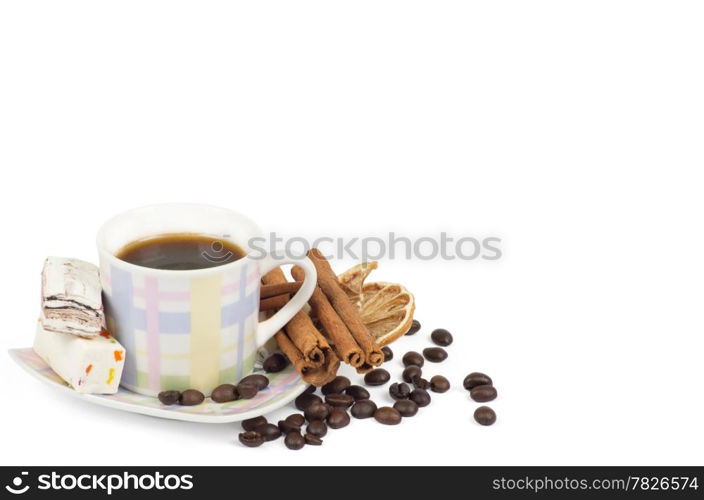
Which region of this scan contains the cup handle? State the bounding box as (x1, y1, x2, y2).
(255, 254, 317, 347)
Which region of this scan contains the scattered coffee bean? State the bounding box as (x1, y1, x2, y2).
(306, 419, 328, 437)
(180, 389, 205, 406)
(413, 377, 430, 391)
(322, 376, 351, 395)
(364, 368, 391, 386)
(285, 431, 305, 450)
(351, 399, 377, 419)
(345, 385, 370, 401)
(237, 382, 259, 399)
(295, 393, 322, 411)
(429, 375, 450, 393)
(463, 372, 493, 390)
(278, 419, 300, 434)
(389, 382, 411, 400)
(304, 402, 329, 421)
(405, 319, 421, 336)
(381, 346, 393, 362)
(211, 384, 238, 403)
(263, 353, 289, 373)
(157, 390, 180, 405)
(374, 406, 402, 425)
(242, 416, 268, 431)
(255, 423, 282, 441)
(470, 385, 497, 402)
(304, 433, 323, 445)
(325, 393, 355, 409)
(303, 385, 316, 395)
(238, 431, 264, 447)
(402, 351, 424, 368)
(430, 328, 453, 346)
(402, 365, 422, 383)
(239, 374, 269, 390)
(285, 413, 305, 427)
(413, 378, 430, 390)
(423, 347, 448, 363)
(327, 408, 351, 429)
(393, 399, 419, 417)
(409, 388, 431, 407)
(474, 406, 497, 426)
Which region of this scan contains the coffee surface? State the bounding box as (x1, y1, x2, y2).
(116, 233, 245, 270)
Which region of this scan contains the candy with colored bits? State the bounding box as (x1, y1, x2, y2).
(33, 322, 125, 394)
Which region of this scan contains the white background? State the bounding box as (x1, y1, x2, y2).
(1, 1, 703, 466)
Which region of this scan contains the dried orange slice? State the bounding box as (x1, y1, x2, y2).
(338, 264, 415, 346)
(338, 261, 378, 305)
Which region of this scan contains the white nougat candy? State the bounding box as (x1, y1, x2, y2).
(41, 257, 105, 337)
(33, 322, 125, 394)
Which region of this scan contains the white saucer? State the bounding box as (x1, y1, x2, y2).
(9, 348, 307, 424)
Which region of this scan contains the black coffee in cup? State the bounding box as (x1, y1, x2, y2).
(116, 233, 246, 270)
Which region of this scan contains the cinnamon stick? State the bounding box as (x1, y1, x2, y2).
(260, 294, 289, 312)
(262, 268, 339, 386)
(307, 249, 384, 372)
(260, 282, 301, 299)
(262, 268, 325, 367)
(291, 265, 364, 368)
(274, 330, 338, 386)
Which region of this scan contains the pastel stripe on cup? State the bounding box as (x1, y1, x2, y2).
(189, 275, 223, 393)
(144, 276, 161, 393)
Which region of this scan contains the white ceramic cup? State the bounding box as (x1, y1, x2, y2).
(96, 203, 316, 396)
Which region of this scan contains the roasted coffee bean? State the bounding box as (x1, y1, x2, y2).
(327, 408, 350, 429)
(374, 406, 402, 425)
(345, 385, 370, 401)
(304, 402, 329, 421)
(285, 413, 305, 427)
(263, 353, 289, 373)
(304, 433, 323, 446)
(211, 384, 238, 403)
(255, 423, 282, 441)
(238, 431, 264, 447)
(350, 399, 377, 419)
(405, 319, 421, 336)
(239, 374, 269, 390)
(402, 351, 424, 367)
(423, 347, 448, 363)
(413, 377, 430, 390)
(463, 372, 493, 390)
(364, 368, 391, 386)
(158, 390, 180, 405)
(430, 328, 453, 346)
(295, 393, 322, 411)
(474, 406, 497, 426)
(470, 384, 497, 402)
(303, 385, 316, 395)
(284, 431, 305, 450)
(429, 375, 450, 393)
(237, 382, 259, 399)
(393, 399, 418, 417)
(389, 382, 411, 400)
(381, 346, 393, 362)
(278, 419, 301, 434)
(321, 376, 351, 395)
(325, 393, 355, 409)
(409, 388, 431, 407)
(242, 416, 268, 431)
(402, 365, 422, 383)
(306, 419, 328, 437)
(179, 389, 205, 406)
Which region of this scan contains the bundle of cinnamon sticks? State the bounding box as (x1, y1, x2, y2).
(261, 249, 383, 386)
